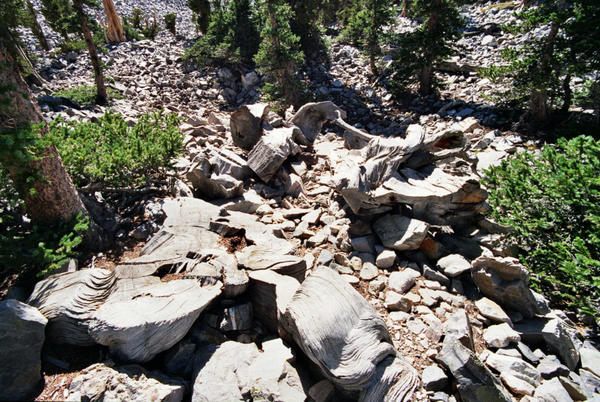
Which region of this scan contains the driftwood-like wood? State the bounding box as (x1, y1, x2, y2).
(248, 270, 300, 333)
(247, 127, 300, 183)
(102, 0, 124, 42)
(237, 245, 306, 282)
(27, 269, 116, 346)
(230, 103, 269, 150)
(290, 101, 346, 144)
(281, 267, 419, 401)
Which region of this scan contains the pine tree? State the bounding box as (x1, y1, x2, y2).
(25, 0, 50, 50)
(188, 0, 210, 34)
(391, 0, 463, 96)
(254, 0, 304, 110)
(342, 0, 394, 75)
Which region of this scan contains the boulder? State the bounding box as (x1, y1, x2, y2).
(534, 378, 574, 402)
(0, 300, 47, 400)
(67, 363, 185, 402)
(192, 339, 307, 401)
(542, 317, 582, 371)
(471, 255, 546, 318)
(443, 309, 474, 350)
(247, 127, 301, 183)
(437, 254, 471, 277)
(436, 337, 512, 402)
(483, 323, 520, 348)
(475, 297, 511, 325)
(373, 215, 429, 251)
(27, 268, 116, 345)
(230, 103, 269, 150)
(485, 352, 541, 388)
(581, 341, 600, 378)
(281, 267, 419, 401)
(88, 280, 221, 363)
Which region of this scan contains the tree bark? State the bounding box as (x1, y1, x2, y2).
(419, 0, 441, 96)
(102, 0, 124, 43)
(401, 0, 407, 17)
(0, 37, 87, 226)
(26, 0, 50, 51)
(368, 0, 378, 76)
(73, 0, 108, 105)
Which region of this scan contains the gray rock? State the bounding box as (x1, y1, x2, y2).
(422, 365, 448, 391)
(0, 300, 47, 400)
(471, 255, 546, 318)
(384, 291, 411, 312)
(542, 317, 582, 371)
(483, 323, 520, 348)
(534, 378, 574, 402)
(475, 297, 511, 325)
(579, 368, 600, 399)
(308, 379, 335, 402)
(581, 341, 600, 378)
(88, 281, 221, 363)
(359, 262, 379, 280)
(423, 264, 451, 286)
(68, 363, 185, 402)
(373, 215, 429, 251)
(486, 352, 540, 388)
(443, 310, 474, 350)
(436, 337, 512, 402)
(538, 355, 570, 379)
(517, 341, 540, 365)
(220, 302, 253, 332)
(192, 339, 307, 401)
(388, 269, 418, 293)
(163, 339, 196, 377)
(437, 254, 471, 277)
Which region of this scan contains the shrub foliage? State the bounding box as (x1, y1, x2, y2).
(484, 135, 600, 321)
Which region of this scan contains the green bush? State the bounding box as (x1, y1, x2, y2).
(483, 135, 600, 321)
(47, 110, 183, 187)
(52, 84, 123, 106)
(0, 168, 89, 278)
(164, 12, 177, 35)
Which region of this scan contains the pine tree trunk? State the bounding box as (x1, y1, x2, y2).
(401, 0, 407, 17)
(419, 0, 441, 96)
(560, 73, 572, 114)
(0, 38, 87, 226)
(102, 0, 124, 43)
(26, 0, 50, 51)
(368, 0, 378, 76)
(73, 0, 108, 105)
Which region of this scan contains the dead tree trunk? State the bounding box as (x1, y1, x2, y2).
(102, 0, 124, 43)
(26, 0, 50, 51)
(73, 0, 108, 105)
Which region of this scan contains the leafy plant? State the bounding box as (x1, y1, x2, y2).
(53, 84, 123, 106)
(164, 12, 177, 35)
(46, 111, 183, 187)
(483, 135, 600, 321)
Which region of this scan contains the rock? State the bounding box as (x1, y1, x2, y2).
(163, 339, 196, 377)
(471, 255, 547, 318)
(280, 267, 419, 400)
(388, 269, 418, 293)
(558, 375, 587, 401)
(581, 341, 600, 378)
(538, 355, 570, 379)
(443, 310, 474, 350)
(376, 249, 396, 269)
(27, 268, 116, 345)
(423, 264, 451, 286)
(486, 352, 540, 388)
(534, 378, 574, 402)
(220, 302, 253, 332)
(385, 291, 412, 312)
(192, 339, 307, 401)
(475, 297, 511, 325)
(500, 374, 535, 396)
(88, 281, 221, 363)
(248, 270, 300, 333)
(67, 363, 185, 402)
(422, 365, 448, 391)
(247, 127, 301, 182)
(241, 71, 259, 90)
(308, 379, 335, 402)
(373, 215, 429, 251)
(0, 300, 47, 400)
(359, 262, 379, 280)
(290, 101, 346, 144)
(316, 249, 334, 266)
(579, 368, 600, 399)
(483, 323, 520, 348)
(437, 254, 471, 277)
(436, 337, 512, 402)
(517, 341, 540, 365)
(542, 317, 582, 371)
(230, 103, 269, 150)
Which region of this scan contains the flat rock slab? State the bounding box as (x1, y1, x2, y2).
(27, 268, 116, 346)
(281, 267, 419, 401)
(475, 297, 511, 325)
(542, 317, 582, 371)
(437, 254, 471, 277)
(483, 323, 520, 348)
(0, 300, 47, 401)
(193, 339, 307, 402)
(67, 363, 185, 402)
(373, 215, 429, 251)
(88, 280, 221, 363)
(485, 352, 540, 388)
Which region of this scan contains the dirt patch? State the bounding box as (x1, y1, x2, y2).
(219, 235, 248, 253)
(161, 273, 186, 282)
(87, 240, 145, 272)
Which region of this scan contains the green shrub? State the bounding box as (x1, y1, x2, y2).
(483, 135, 600, 321)
(0, 168, 89, 278)
(47, 110, 182, 187)
(164, 12, 177, 35)
(130, 8, 144, 29)
(52, 84, 123, 106)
